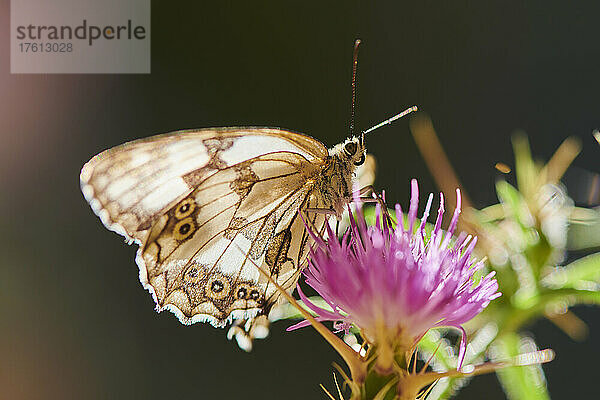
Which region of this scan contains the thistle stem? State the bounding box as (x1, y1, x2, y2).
(243, 250, 367, 384)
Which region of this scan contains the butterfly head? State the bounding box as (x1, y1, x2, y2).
(337, 136, 366, 167)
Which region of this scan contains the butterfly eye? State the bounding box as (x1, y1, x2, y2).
(354, 153, 366, 166)
(344, 141, 358, 156)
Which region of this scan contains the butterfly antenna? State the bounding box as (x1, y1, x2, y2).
(362, 106, 419, 136)
(350, 39, 361, 139)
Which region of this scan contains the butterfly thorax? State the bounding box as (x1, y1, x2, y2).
(316, 136, 366, 217)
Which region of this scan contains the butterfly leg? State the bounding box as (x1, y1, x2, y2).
(356, 185, 387, 206)
(349, 185, 380, 203)
(358, 197, 379, 203)
(356, 185, 388, 204)
(354, 189, 396, 226)
(358, 184, 375, 197)
(304, 207, 337, 215)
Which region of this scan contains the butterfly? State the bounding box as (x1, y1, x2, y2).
(80, 127, 371, 333)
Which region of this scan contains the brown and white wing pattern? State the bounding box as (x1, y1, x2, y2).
(80, 128, 330, 326)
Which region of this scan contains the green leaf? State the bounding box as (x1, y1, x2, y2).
(269, 296, 333, 321)
(546, 288, 600, 306)
(495, 333, 550, 400)
(543, 253, 600, 288)
(477, 203, 505, 223)
(418, 330, 457, 370)
(495, 180, 533, 229)
(567, 209, 600, 250)
(417, 331, 464, 400)
(512, 133, 537, 200)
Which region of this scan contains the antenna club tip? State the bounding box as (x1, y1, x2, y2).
(355, 38, 362, 45)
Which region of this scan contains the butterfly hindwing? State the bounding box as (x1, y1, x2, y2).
(140, 152, 329, 325)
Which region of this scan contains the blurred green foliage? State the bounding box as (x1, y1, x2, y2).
(423, 134, 600, 399)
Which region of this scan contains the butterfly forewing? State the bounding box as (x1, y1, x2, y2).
(81, 128, 332, 326)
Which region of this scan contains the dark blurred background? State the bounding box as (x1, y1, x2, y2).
(1, 1, 599, 399)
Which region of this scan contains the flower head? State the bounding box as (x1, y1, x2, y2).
(292, 179, 501, 369)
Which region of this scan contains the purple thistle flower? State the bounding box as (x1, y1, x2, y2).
(290, 179, 501, 369)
